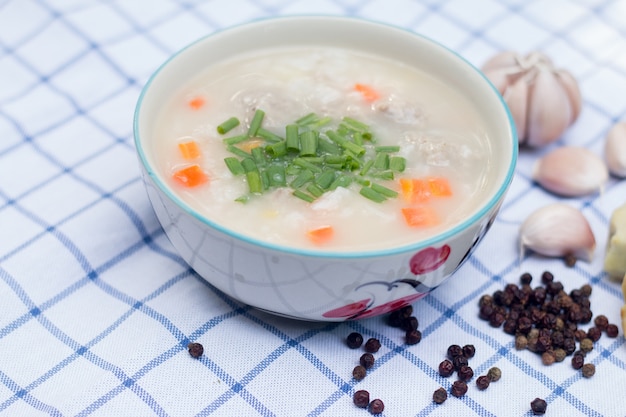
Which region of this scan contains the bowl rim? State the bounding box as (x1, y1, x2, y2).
(133, 14, 518, 259)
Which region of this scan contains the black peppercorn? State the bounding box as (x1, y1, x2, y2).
(541, 271, 554, 284)
(587, 327, 602, 342)
(353, 390, 370, 408)
(360, 353, 375, 369)
(606, 324, 619, 338)
(515, 335, 528, 350)
(571, 353, 585, 370)
(452, 355, 468, 371)
(582, 363, 595, 378)
(368, 398, 384, 414)
(405, 329, 422, 345)
(457, 365, 474, 382)
(387, 310, 403, 327)
(580, 284, 592, 296)
(593, 314, 609, 331)
(352, 365, 366, 380)
(447, 344, 463, 359)
(541, 351, 556, 366)
(579, 338, 594, 353)
(487, 366, 501, 382)
(438, 359, 455, 377)
(364, 338, 381, 353)
(520, 272, 533, 285)
(346, 332, 364, 349)
(400, 316, 419, 331)
(432, 387, 447, 404)
(450, 380, 468, 397)
(531, 397, 547, 415)
(476, 375, 490, 390)
(462, 344, 476, 358)
(187, 342, 204, 358)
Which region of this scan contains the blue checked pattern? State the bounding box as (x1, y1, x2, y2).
(1, 0, 626, 416)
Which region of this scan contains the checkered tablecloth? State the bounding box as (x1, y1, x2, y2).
(2, 1, 626, 416)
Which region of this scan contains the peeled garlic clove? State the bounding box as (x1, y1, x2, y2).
(532, 146, 608, 196)
(503, 76, 529, 142)
(526, 69, 573, 147)
(605, 122, 626, 177)
(520, 203, 596, 262)
(555, 69, 583, 124)
(482, 51, 520, 72)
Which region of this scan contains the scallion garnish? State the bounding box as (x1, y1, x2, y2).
(217, 117, 240, 134)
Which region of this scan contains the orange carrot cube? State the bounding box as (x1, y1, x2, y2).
(188, 96, 205, 110)
(178, 141, 201, 160)
(172, 165, 208, 187)
(401, 206, 440, 228)
(427, 177, 452, 197)
(354, 83, 380, 102)
(307, 226, 334, 245)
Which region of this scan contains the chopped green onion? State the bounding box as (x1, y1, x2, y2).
(353, 132, 364, 146)
(311, 116, 332, 129)
(265, 141, 287, 158)
(293, 157, 322, 173)
(257, 128, 283, 143)
(372, 171, 395, 180)
(286, 124, 300, 152)
(306, 183, 324, 198)
(247, 109, 265, 137)
(315, 170, 336, 190)
(217, 117, 240, 134)
(327, 130, 366, 155)
(266, 164, 286, 187)
(291, 169, 314, 188)
(235, 195, 250, 204)
(360, 186, 387, 203)
(359, 159, 374, 176)
(292, 189, 316, 203)
(373, 152, 389, 170)
(300, 131, 318, 156)
(241, 158, 263, 194)
(227, 145, 251, 159)
(224, 157, 244, 175)
(251, 147, 266, 167)
(260, 170, 270, 190)
(329, 175, 352, 190)
(342, 116, 369, 132)
(371, 183, 399, 198)
(317, 138, 341, 155)
(295, 112, 318, 126)
(375, 145, 400, 153)
(223, 134, 249, 145)
(390, 156, 406, 172)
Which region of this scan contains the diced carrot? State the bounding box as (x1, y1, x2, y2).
(354, 83, 380, 102)
(172, 165, 208, 187)
(401, 206, 440, 228)
(178, 141, 201, 160)
(399, 178, 430, 203)
(427, 177, 452, 197)
(307, 226, 334, 245)
(188, 96, 205, 110)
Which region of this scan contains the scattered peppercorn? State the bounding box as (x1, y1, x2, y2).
(541, 271, 554, 284)
(515, 335, 529, 350)
(587, 327, 602, 342)
(606, 324, 619, 338)
(352, 365, 367, 380)
(360, 353, 375, 369)
(433, 387, 448, 404)
(487, 367, 502, 382)
(368, 398, 384, 414)
(187, 342, 204, 358)
(554, 348, 566, 363)
(405, 329, 422, 345)
(582, 363, 595, 378)
(462, 344, 476, 358)
(565, 254, 577, 267)
(579, 338, 594, 353)
(520, 272, 533, 285)
(400, 316, 419, 331)
(364, 338, 381, 353)
(594, 314, 609, 331)
(571, 353, 585, 370)
(347, 332, 364, 349)
(447, 344, 463, 359)
(476, 375, 490, 390)
(452, 355, 468, 371)
(541, 351, 556, 366)
(450, 380, 468, 397)
(353, 390, 370, 408)
(438, 359, 455, 377)
(457, 365, 474, 382)
(531, 397, 547, 415)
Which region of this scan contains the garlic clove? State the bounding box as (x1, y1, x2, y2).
(554, 69, 583, 124)
(532, 146, 608, 196)
(503, 76, 529, 143)
(481, 51, 520, 72)
(605, 122, 626, 177)
(520, 203, 596, 262)
(526, 69, 573, 147)
(483, 67, 514, 95)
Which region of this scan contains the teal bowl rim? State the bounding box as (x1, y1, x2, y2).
(133, 15, 518, 260)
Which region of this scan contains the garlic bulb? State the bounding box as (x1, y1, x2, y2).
(532, 146, 608, 197)
(605, 122, 626, 177)
(520, 203, 596, 262)
(482, 51, 582, 147)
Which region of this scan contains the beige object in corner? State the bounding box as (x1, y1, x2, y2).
(622, 275, 626, 336)
(604, 203, 626, 280)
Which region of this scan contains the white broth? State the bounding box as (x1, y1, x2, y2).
(151, 47, 493, 251)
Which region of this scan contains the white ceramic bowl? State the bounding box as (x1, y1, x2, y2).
(134, 16, 517, 321)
